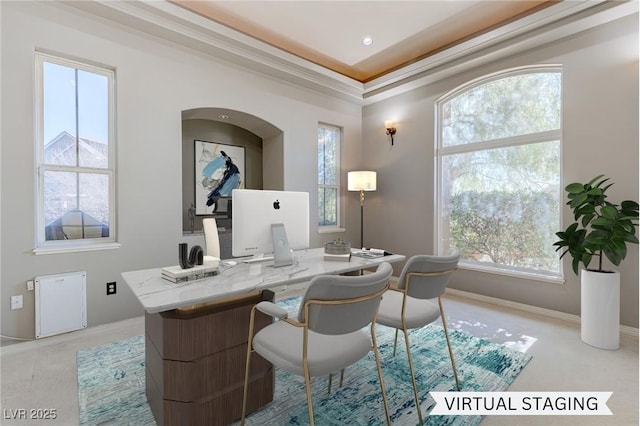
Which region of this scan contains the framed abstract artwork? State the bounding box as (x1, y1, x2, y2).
(194, 140, 245, 215)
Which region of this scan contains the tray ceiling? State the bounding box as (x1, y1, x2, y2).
(172, 0, 553, 82)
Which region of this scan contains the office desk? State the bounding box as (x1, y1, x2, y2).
(122, 247, 405, 426)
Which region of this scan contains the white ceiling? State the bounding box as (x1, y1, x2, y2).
(173, 0, 550, 81)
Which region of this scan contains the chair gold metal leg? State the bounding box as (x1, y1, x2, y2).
(303, 364, 315, 425)
(302, 324, 315, 426)
(327, 367, 344, 395)
(371, 324, 391, 425)
(241, 309, 257, 426)
(439, 296, 461, 391)
(393, 328, 399, 357)
(403, 327, 424, 425)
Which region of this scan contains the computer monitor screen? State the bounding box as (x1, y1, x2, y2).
(232, 189, 310, 258)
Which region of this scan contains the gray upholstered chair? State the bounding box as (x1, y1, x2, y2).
(376, 249, 461, 425)
(240, 262, 394, 426)
(202, 217, 220, 261)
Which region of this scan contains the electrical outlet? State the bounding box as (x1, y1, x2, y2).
(10, 295, 23, 310)
(106, 281, 117, 295)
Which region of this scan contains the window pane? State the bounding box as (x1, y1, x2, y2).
(442, 141, 560, 272)
(442, 72, 561, 147)
(318, 187, 325, 225)
(44, 170, 78, 226)
(78, 70, 109, 168)
(78, 173, 110, 227)
(44, 170, 110, 240)
(318, 187, 337, 226)
(43, 62, 77, 166)
(317, 128, 326, 185)
(317, 127, 337, 186)
(324, 130, 337, 185)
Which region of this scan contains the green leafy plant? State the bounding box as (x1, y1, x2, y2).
(554, 175, 639, 274)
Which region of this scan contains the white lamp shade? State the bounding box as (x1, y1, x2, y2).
(348, 171, 377, 191)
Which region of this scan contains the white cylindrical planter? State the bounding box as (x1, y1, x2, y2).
(581, 269, 620, 350)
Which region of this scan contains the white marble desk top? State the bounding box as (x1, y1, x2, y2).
(122, 247, 405, 313)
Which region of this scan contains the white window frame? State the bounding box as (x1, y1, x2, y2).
(34, 52, 119, 254)
(317, 123, 343, 232)
(435, 65, 563, 283)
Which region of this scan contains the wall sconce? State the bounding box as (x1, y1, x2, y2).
(385, 120, 397, 145)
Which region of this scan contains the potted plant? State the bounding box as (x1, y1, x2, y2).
(554, 174, 638, 349)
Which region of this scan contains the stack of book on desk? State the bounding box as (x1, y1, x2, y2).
(161, 262, 219, 283)
(323, 252, 352, 262)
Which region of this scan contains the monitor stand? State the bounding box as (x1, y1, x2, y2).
(242, 254, 274, 264)
(271, 223, 293, 267)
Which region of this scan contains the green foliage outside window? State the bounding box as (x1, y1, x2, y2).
(450, 191, 560, 272)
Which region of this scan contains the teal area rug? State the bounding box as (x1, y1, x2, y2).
(77, 297, 532, 425)
(77, 335, 149, 426)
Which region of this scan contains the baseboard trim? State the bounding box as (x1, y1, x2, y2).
(0, 316, 144, 355)
(3, 288, 636, 355)
(445, 288, 639, 338)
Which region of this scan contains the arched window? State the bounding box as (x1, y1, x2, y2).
(436, 66, 562, 279)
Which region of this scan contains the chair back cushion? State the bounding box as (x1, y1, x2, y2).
(397, 249, 459, 300)
(298, 262, 392, 335)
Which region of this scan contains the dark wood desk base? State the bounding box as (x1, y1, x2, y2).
(145, 291, 275, 425)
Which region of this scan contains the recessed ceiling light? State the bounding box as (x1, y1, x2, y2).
(218, 114, 229, 120)
(362, 37, 373, 46)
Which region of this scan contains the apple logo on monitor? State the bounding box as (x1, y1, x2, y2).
(273, 199, 280, 210)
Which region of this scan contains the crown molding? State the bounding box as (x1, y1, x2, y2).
(57, 0, 637, 105)
(57, 0, 365, 102)
(362, 0, 639, 104)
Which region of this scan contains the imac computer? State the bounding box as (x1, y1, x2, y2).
(232, 189, 310, 266)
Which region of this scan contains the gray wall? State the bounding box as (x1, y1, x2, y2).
(0, 1, 362, 339)
(362, 14, 639, 327)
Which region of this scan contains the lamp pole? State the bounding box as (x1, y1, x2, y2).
(347, 170, 377, 251)
(359, 189, 365, 249)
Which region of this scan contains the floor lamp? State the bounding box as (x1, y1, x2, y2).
(348, 171, 377, 249)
